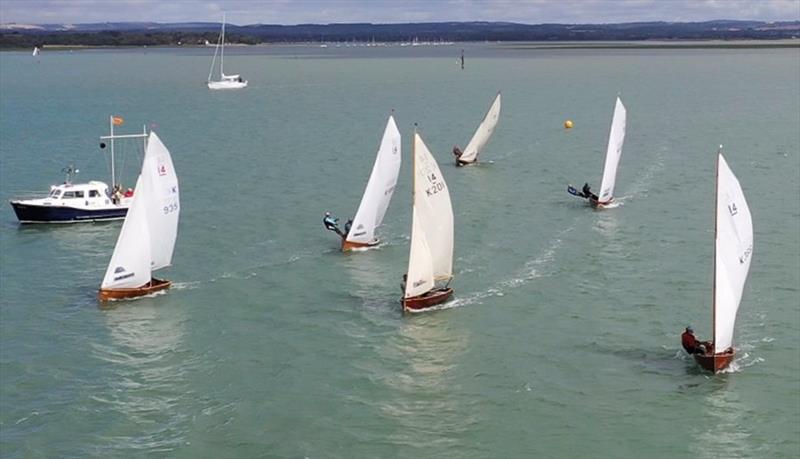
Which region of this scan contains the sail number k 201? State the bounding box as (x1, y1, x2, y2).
(163, 202, 179, 215)
(425, 173, 445, 197)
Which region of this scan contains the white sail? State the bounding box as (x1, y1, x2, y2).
(405, 132, 454, 298)
(460, 92, 501, 163)
(713, 153, 753, 353)
(405, 208, 435, 297)
(597, 97, 627, 203)
(32, 47, 40, 57)
(101, 174, 152, 289)
(346, 115, 402, 244)
(140, 132, 180, 271)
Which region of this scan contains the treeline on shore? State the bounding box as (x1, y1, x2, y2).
(2, 20, 798, 49)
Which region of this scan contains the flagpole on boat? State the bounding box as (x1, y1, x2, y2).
(109, 115, 116, 190)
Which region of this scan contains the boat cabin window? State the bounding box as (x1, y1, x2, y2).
(89, 190, 101, 198)
(62, 191, 84, 198)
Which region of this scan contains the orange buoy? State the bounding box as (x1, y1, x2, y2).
(564, 120, 574, 129)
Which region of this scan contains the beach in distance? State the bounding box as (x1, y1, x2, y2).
(1, 42, 799, 458)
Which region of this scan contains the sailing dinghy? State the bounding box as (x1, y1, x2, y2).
(207, 13, 247, 90)
(341, 115, 402, 251)
(98, 132, 180, 301)
(691, 149, 753, 372)
(402, 130, 455, 312)
(454, 92, 501, 166)
(568, 97, 626, 208)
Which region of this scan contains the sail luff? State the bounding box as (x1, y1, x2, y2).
(712, 150, 720, 347)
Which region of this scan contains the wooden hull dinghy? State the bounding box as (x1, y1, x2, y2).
(569, 97, 626, 207)
(402, 130, 456, 313)
(403, 287, 453, 313)
(693, 348, 735, 373)
(335, 115, 402, 252)
(454, 92, 501, 166)
(685, 150, 752, 373)
(98, 278, 171, 301)
(98, 132, 180, 302)
(341, 238, 380, 252)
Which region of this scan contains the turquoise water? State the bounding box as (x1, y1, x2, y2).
(1, 44, 799, 458)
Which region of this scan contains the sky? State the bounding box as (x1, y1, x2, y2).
(1, 0, 799, 25)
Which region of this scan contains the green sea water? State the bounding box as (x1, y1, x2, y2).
(1, 44, 799, 458)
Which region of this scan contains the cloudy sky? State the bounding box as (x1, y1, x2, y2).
(1, 0, 799, 25)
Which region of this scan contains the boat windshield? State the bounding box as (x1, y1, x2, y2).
(49, 189, 62, 198)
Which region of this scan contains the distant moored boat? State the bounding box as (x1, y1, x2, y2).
(207, 13, 248, 90)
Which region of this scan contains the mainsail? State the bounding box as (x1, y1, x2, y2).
(101, 132, 180, 289)
(597, 97, 626, 203)
(405, 133, 454, 298)
(460, 92, 502, 163)
(713, 153, 753, 352)
(345, 115, 402, 244)
(140, 132, 180, 270)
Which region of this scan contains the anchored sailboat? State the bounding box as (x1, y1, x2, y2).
(207, 13, 247, 90)
(402, 130, 454, 312)
(691, 149, 753, 373)
(567, 97, 626, 208)
(98, 132, 180, 301)
(453, 92, 501, 166)
(341, 115, 402, 251)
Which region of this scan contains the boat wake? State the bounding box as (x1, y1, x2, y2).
(432, 225, 574, 311)
(616, 152, 664, 204)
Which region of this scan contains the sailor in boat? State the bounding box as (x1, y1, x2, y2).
(581, 183, 598, 200)
(323, 212, 345, 238)
(401, 274, 407, 293)
(452, 145, 467, 166)
(344, 219, 353, 236)
(111, 184, 123, 204)
(681, 326, 712, 355)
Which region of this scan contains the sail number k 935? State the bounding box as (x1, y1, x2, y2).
(163, 202, 179, 215)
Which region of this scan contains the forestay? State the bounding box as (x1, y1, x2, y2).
(597, 97, 626, 203)
(405, 133, 454, 298)
(713, 153, 753, 352)
(346, 116, 402, 244)
(460, 92, 502, 163)
(101, 174, 152, 289)
(140, 132, 180, 271)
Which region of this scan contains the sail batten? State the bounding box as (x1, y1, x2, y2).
(346, 116, 402, 244)
(712, 153, 753, 353)
(597, 97, 626, 203)
(460, 93, 501, 163)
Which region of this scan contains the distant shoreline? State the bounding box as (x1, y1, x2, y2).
(5, 39, 799, 52)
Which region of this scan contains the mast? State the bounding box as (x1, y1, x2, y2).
(712, 145, 722, 350)
(220, 13, 226, 77)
